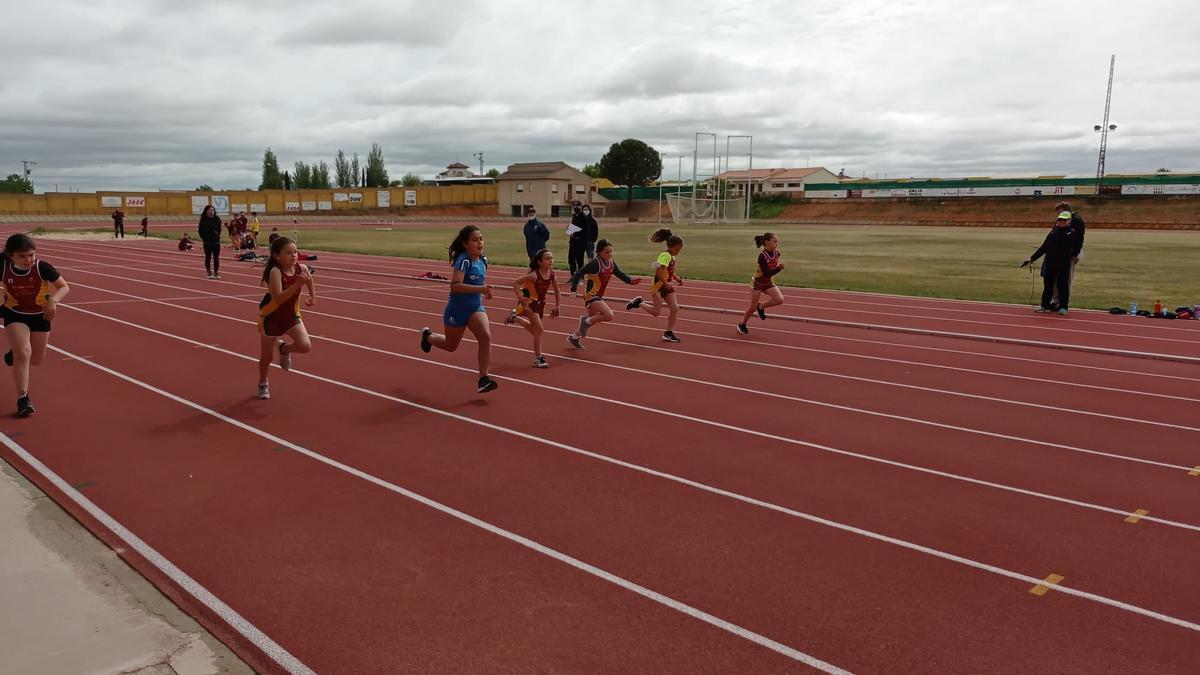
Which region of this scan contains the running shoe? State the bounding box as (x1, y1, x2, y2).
(1057, 308, 1069, 316)
(214, 273, 222, 280)
(577, 314, 590, 337)
(420, 327, 432, 353)
(3, 350, 11, 367)
(1034, 306, 1051, 313)
(16, 394, 34, 417)
(533, 356, 549, 369)
(477, 376, 498, 393)
(626, 297, 643, 311)
(757, 304, 767, 321)
(504, 310, 517, 325)
(736, 323, 749, 335)
(567, 334, 584, 350)
(206, 272, 214, 279)
(662, 331, 681, 343)
(278, 340, 292, 370)
(257, 383, 270, 400)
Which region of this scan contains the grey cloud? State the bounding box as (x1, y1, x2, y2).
(276, 2, 475, 47)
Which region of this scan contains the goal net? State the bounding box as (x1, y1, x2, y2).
(665, 191, 748, 224)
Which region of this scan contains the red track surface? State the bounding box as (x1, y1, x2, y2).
(2, 236, 1198, 673)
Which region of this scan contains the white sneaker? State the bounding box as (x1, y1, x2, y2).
(533, 355, 549, 369)
(257, 382, 270, 399)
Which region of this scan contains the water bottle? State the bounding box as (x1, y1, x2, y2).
(1154, 300, 1163, 316)
(1130, 301, 1138, 315)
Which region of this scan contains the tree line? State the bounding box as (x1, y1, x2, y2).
(259, 144, 389, 190)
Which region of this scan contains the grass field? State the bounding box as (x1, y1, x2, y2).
(41, 224, 1198, 310)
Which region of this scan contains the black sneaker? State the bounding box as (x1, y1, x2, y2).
(420, 327, 432, 353)
(626, 297, 643, 311)
(16, 394, 34, 417)
(736, 323, 749, 335)
(532, 356, 549, 369)
(567, 334, 584, 350)
(3, 350, 11, 367)
(477, 376, 498, 393)
(662, 331, 681, 343)
(757, 304, 767, 321)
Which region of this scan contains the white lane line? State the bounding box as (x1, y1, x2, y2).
(47, 335, 1200, 637)
(0, 433, 316, 675)
(42, 252, 1200, 429)
(36, 348, 848, 673)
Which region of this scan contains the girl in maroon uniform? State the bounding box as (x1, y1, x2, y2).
(256, 237, 315, 399)
(2, 234, 70, 416)
(565, 239, 641, 349)
(737, 232, 785, 334)
(505, 249, 561, 368)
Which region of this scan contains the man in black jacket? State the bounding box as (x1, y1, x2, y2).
(567, 202, 586, 276)
(197, 205, 224, 279)
(579, 204, 599, 260)
(1050, 201, 1085, 307)
(1024, 211, 1077, 315)
(522, 208, 549, 262)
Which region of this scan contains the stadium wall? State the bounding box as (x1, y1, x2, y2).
(0, 185, 498, 216)
(805, 174, 1200, 199)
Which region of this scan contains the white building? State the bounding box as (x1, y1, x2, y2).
(714, 167, 840, 197)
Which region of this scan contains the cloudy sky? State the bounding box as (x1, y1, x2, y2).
(4, 0, 1198, 192)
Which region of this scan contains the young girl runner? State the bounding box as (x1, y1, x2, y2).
(504, 249, 561, 368)
(420, 226, 498, 393)
(737, 232, 786, 334)
(627, 228, 684, 343)
(566, 239, 641, 349)
(2, 234, 70, 416)
(256, 236, 315, 400)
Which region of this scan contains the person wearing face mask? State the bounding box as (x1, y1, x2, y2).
(522, 207, 549, 262)
(567, 202, 587, 276)
(579, 204, 599, 261)
(1022, 211, 1077, 315)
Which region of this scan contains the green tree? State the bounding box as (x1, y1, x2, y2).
(598, 139, 662, 207)
(0, 173, 34, 193)
(195, 184, 214, 192)
(334, 149, 353, 188)
(582, 163, 602, 179)
(485, 168, 500, 179)
(400, 173, 423, 187)
(351, 153, 361, 187)
(312, 161, 332, 189)
(282, 171, 293, 191)
(366, 143, 389, 187)
(260, 147, 283, 190)
(293, 162, 312, 189)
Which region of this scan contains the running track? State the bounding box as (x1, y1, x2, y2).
(2, 236, 1198, 673)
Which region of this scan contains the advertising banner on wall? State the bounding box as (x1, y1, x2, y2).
(191, 196, 210, 214)
(211, 195, 230, 214)
(404, 190, 417, 206)
(1122, 183, 1200, 195)
(125, 196, 146, 207)
(101, 196, 122, 208)
(285, 202, 300, 212)
(231, 203, 247, 214)
(301, 201, 317, 211)
(251, 203, 267, 213)
(377, 190, 391, 208)
(349, 193, 363, 203)
(318, 201, 332, 210)
(333, 193, 349, 202)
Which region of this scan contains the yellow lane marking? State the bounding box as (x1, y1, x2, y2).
(1029, 574, 1065, 596)
(1124, 509, 1150, 524)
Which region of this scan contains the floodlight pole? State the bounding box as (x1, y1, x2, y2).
(473, 152, 485, 176)
(693, 132, 716, 211)
(1093, 55, 1116, 204)
(726, 135, 753, 220)
(658, 153, 671, 224)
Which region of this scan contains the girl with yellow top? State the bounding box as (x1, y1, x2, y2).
(627, 228, 684, 343)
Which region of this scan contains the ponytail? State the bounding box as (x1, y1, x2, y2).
(754, 232, 776, 248)
(649, 228, 683, 248)
(448, 225, 480, 261)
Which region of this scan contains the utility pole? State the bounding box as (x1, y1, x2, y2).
(22, 160, 37, 182)
(473, 152, 485, 176)
(1093, 55, 1117, 204)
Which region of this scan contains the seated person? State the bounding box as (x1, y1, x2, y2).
(179, 233, 194, 251)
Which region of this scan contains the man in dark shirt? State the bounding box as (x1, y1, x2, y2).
(522, 208, 549, 261)
(1024, 211, 1078, 315)
(111, 209, 125, 238)
(1051, 201, 1085, 307)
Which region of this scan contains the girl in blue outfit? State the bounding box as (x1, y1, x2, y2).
(420, 226, 498, 393)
